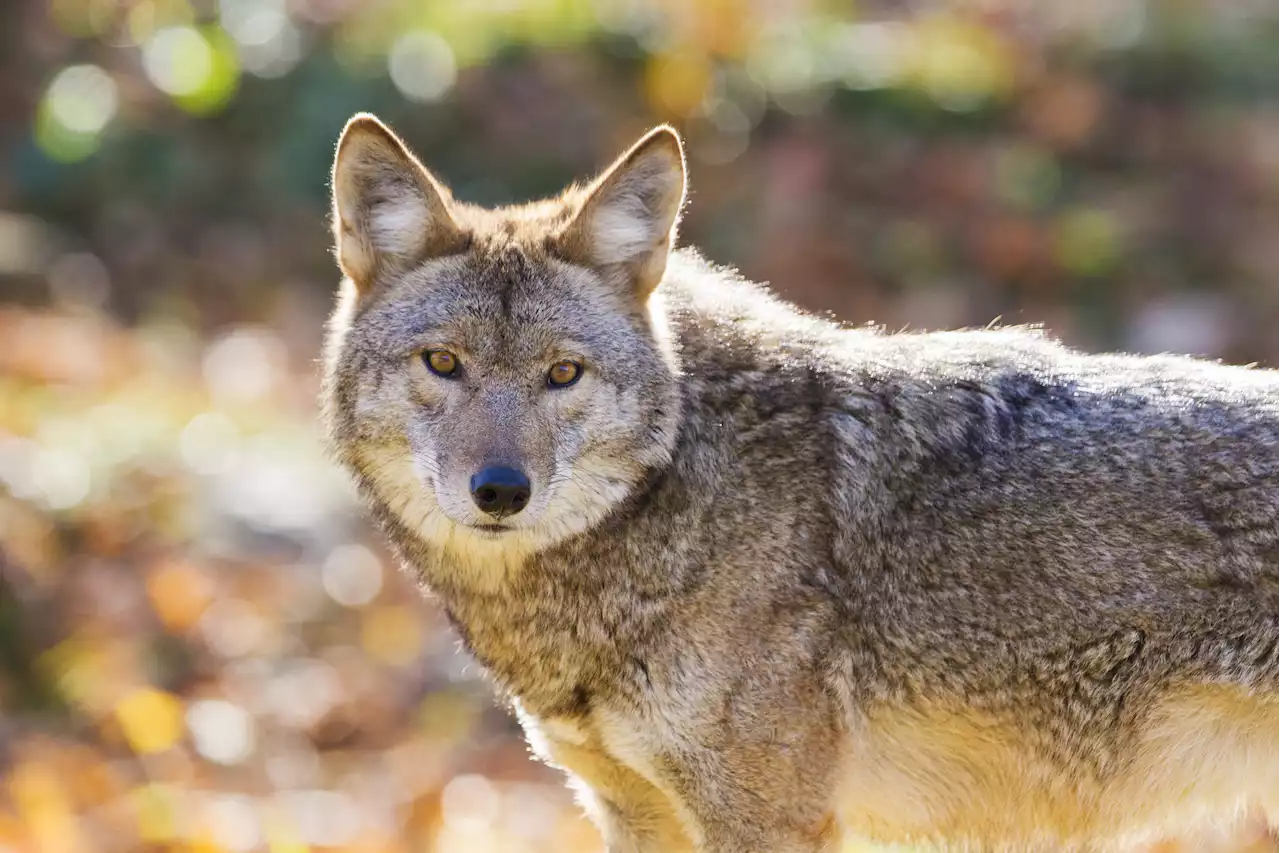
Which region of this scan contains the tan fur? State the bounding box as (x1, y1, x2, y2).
(1110, 687, 1278, 837)
(838, 685, 1277, 850)
(520, 706, 699, 852)
(321, 114, 1280, 852)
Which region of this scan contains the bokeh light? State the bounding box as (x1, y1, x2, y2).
(186, 699, 257, 766)
(115, 688, 185, 755)
(322, 543, 384, 608)
(143, 26, 216, 96)
(388, 31, 458, 102)
(220, 0, 304, 78)
(44, 64, 118, 135)
(35, 64, 118, 162)
(28, 447, 90, 511)
(179, 411, 242, 476)
(142, 24, 240, 113)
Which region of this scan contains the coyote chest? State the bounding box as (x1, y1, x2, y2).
(442, 574, 651, 718)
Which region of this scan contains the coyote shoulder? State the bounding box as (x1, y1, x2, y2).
(322, 113, 1279, 852)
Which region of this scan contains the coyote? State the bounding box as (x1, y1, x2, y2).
(322, 113, 1278, 852)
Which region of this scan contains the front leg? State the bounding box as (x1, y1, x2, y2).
(594, 694, 844, 853)
(519, 709, 697, 852)
(557, 738, 698, 853)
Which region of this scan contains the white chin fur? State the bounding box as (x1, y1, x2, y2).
(356, 445, 637, 590)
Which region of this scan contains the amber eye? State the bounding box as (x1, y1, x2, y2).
(424, 349, 460, 378)
(547, 360, 582, 388)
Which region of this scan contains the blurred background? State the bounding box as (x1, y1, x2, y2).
(0, 0, 1276, 851)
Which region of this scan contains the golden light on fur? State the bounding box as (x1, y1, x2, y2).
(322, 112, 1280, 853)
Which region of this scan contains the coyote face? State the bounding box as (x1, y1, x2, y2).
(324, 116, 685, 572)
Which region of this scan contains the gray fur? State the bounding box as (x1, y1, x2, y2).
(323, 115, 1279, 852)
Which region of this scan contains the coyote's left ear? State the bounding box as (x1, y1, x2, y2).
(560, 126, 686, 299)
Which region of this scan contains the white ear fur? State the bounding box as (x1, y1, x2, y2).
(330, 113, 460, 291)
(566, 126, 687, 295)
(367, 190, 431, 257)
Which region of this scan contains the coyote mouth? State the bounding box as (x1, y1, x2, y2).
(470, 523, 513, 535)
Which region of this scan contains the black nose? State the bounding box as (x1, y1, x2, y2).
(469, 467, 531, 517)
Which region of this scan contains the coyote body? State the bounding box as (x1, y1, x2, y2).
(323, 115, 1279, 852)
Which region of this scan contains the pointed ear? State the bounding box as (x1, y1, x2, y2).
(330, 113, 465, 292)
(560, 126, 686, 299)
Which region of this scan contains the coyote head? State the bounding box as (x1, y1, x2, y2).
(323, 114, 686, 583)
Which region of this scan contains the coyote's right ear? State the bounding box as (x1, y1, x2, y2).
(330, 113, 465, 292)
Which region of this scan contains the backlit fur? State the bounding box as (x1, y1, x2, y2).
(322, 114, 1279, 852)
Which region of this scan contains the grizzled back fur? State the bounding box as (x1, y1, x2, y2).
(322, 114, 1279, 851)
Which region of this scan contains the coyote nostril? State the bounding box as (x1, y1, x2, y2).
(470, 467, 532, 517)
